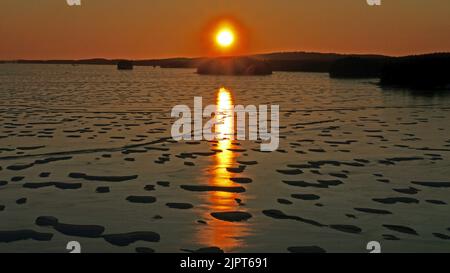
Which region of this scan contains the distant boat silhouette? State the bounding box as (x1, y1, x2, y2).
(117, 60, 133, 70)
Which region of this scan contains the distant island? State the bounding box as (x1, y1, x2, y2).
(117, 60, 134, 70)
(2, 52, 386, 72)
(2, 51, 449, 89)
(197, 57, 272, 75)
(380, 53, 450, 90)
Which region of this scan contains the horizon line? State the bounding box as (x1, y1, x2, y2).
(2, 50, 450, 62)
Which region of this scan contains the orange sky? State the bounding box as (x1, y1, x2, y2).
(1, 0, 450, 59)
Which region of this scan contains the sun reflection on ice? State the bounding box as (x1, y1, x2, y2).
(196, 87, 250, 251)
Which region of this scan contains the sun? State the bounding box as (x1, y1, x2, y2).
(216, 29, 235, 48)
(202, 17, 247, 55)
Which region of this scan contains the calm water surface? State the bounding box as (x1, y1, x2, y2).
(0, 64, 449, 253)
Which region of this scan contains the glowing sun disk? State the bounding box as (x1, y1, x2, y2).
(216, 29, 235, 48)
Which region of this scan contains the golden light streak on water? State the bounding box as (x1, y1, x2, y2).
(196, 87, 249, 251)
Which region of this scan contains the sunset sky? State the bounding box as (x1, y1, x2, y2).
(1, 0, 450, 60)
